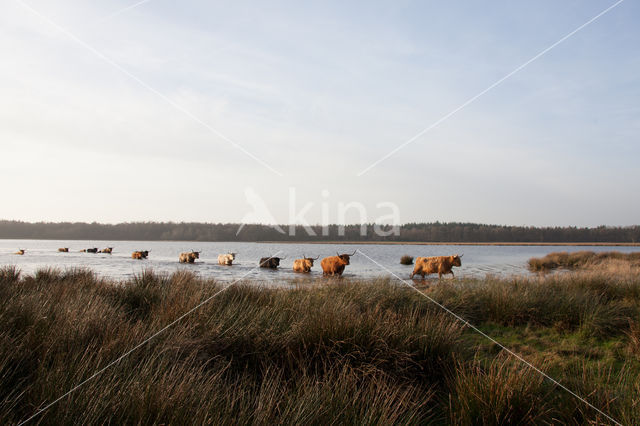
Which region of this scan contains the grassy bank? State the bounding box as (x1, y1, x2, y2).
(1, 265, 640, 424)
(528, 250, 640, 271)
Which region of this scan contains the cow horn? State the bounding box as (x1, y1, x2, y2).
(313, 255, 320, 260)
(336, 252, 340, 256)
(350, 250, 357, 256)
(459, 254, 464, 258)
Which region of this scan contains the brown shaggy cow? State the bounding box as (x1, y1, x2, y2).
(100, 247, 113, 254)
(15, 249, 25, 255)
(411, 255, 462, 279)
(320, 251, 357, 276)
(179, 251, 200, 263)
(293, 255, 319, 273)
(132, 250, 149, 260)
(58, 248, 69, 253)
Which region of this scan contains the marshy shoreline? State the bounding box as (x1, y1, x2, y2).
(2, 261, 640, 424)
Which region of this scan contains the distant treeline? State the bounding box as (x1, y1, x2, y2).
(1, 220, 639, 243)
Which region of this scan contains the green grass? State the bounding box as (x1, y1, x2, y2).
(1, 265, 640, 424)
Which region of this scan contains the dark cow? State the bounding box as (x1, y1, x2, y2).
(260, 256, 284, 269)
(411, 255, 462, 279)
(321, 251, 357, 276)
(86, 248, 98, 254)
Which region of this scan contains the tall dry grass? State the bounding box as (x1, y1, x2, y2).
(528, 251, 640, 271)
(1, 265, 639, 424)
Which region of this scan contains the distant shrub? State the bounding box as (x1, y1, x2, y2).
(528, 251, 640, 271)
(400, 255, 414, 265)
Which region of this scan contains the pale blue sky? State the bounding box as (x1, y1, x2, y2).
(0, 0, 638, 226)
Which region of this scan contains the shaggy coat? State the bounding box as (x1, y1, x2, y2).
(259, 257, 281, 269)
(320, 252, 356, 276)
(179, 252, 200, 263)
(411, 255, 462, 279)
(132, 250, 149, 260)
(218, 253, 236, 265)
(293, 257, 318, 273)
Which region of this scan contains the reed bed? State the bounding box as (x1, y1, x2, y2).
(1, 265, 639, 424)
(528, 250, 640, 271)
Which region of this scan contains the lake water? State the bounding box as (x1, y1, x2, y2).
(1, 239, 638, 283)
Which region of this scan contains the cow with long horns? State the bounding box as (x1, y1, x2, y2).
(411, 254, 462, 279)
(260, 256, 284, 269)
(321, 251, 356, 276)
(293, 255, 319, 273)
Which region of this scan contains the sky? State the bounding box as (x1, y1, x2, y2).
(0, 0, 638, 227)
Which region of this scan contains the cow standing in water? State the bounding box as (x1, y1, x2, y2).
(218, 253, 236, 265)
(411, 255, 462, 279)
(260, 256, 283, 269)
(293, 255, 319, 273)
(179, 251, 200, 263)
(321, 251, 357, 276)
(132, 251, 149, 260)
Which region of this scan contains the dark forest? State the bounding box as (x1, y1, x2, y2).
(1, 220, 638, 243)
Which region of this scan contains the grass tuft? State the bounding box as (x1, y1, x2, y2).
(0, 266, 20, 285)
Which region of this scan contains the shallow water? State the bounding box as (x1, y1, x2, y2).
(2, 239, 638, 283)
